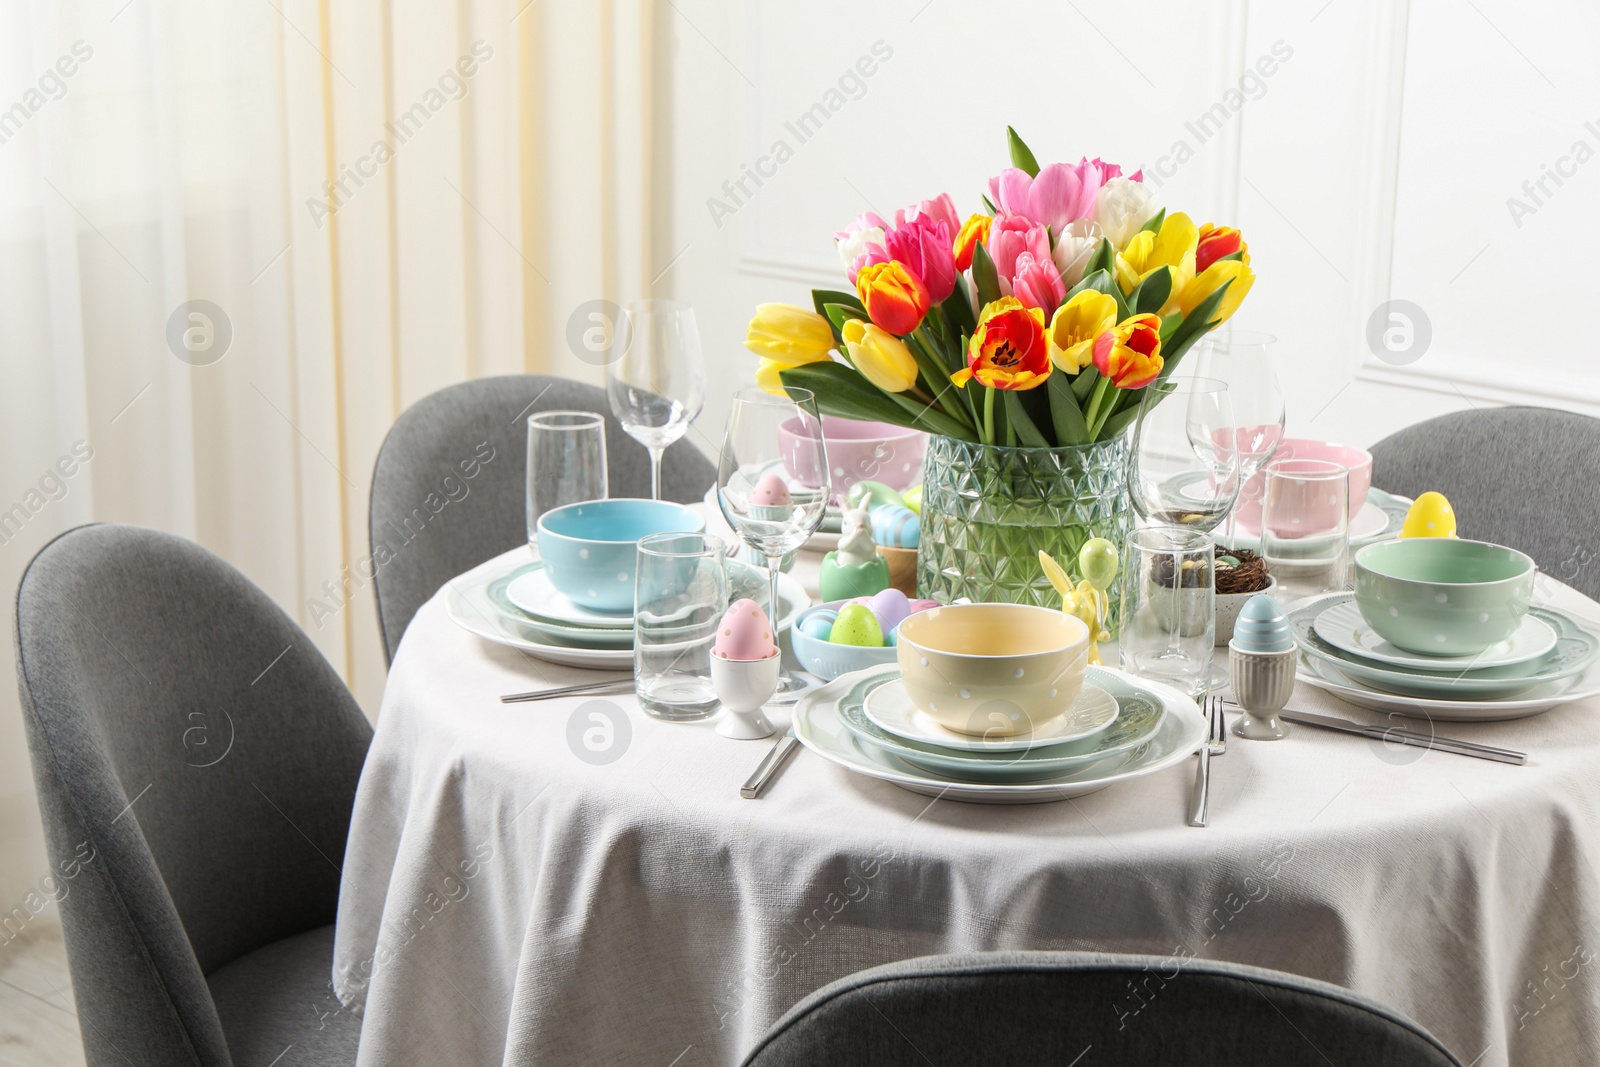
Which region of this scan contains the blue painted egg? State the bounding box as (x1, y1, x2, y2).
(870, 504, 920, 548)
(1232, 594, 1293, 654)
(798, 610, 838, 641)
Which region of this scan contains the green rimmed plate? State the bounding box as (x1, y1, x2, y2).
(1290, 593, 1599, 700)
(838, 670, 1162, 782)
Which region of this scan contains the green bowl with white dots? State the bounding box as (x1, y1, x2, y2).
(1354, 539, 1535, 656)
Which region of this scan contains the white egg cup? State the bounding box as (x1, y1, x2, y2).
(711, 650, 781, 739)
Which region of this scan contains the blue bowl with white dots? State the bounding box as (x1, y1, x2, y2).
(536, 498, 705, 611)
(790, 601, 900, 682)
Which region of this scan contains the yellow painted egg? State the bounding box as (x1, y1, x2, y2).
(901, 485, 923, 515)
(1400, 491, 1457, 539)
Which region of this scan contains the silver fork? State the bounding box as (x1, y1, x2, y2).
(1187, 694, 1224, 827)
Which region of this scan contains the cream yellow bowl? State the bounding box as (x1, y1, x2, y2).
(895, 603, 1089, 737)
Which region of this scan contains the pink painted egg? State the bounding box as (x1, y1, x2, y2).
(713, 598, 778, 661)
(750, 471, 793, 507)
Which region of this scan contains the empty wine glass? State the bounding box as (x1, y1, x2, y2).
(717, 387, 830, 701)
(1193, 330, 1284, 547)
(606, 300, 706, 499)
(1128, 377, 1241, 532)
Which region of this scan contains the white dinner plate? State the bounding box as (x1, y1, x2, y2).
(861, 677, 1120, 753)
(793, 666, 1205, 804)
(1311, 599, 1557, 671)
(506, 563, 635, 628)
(447, 550, 809, 669)
(1297, 650, 1600, 721)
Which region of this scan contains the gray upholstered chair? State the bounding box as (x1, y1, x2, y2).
(368, 374, 716, 661)
(14, 524, 372, 1066)
(742, 952, 1461, 1066)
(1369, 406, 1600, 600)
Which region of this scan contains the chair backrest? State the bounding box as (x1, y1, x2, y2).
(368, 374, 716, 661)
(13, 524, 373, 1067)
(742, 951, 1462, 1067)
(1369, 406, 1600, 599)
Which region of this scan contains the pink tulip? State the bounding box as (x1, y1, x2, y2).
(987, 159, 1143, 233)
(986, 214, 1051, 283)
(894, 193, 960, 237)
(1011, 251, 1065, 317)
(834, 211, 890, 284)
(885, 215, 956, 304)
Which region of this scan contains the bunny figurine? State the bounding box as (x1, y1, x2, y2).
(818, 503, 891, 602)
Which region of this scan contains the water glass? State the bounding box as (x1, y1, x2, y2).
(634, 531, 728, 722)
(1260, 457, 1349, 601)
(1120, 527, 1216, 698)
(527, 411, 608, 543)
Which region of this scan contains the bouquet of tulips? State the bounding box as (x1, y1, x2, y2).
(745, 128, 1254, 447)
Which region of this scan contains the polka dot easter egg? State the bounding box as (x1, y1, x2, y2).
(1401, 491, 1457, 539)
(714, 598, 778, 660)
(750, 471, 792, 507)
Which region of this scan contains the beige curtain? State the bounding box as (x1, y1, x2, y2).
(0, 0, 663, 906)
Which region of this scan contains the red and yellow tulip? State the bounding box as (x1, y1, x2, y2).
(1177, 223, 1254, 326)
(1092, 313, 1164, 389)
(953, 297, 1051, 391)
(952, 213, 992, 271)
(856, 260, 930, 336)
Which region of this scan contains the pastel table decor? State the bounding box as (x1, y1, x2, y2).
(710, 598, 781, 739)
(818, 503, 891, 601)
(1038, 537, 1118, 665)
(1229, 593, 1296, 740)
(536, 498, 706, 612)
(789, 595, 941, 681)
(1353, 538, 1534, 656)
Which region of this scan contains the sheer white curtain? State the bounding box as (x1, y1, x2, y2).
(0, 0, 663, 907)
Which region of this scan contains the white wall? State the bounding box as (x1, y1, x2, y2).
(662, 0, 1600, 453)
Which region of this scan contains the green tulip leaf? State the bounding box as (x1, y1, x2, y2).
(1003, 389, 1050, 447)
(1085, 237, 1116, 279)
(1049, 372, 1091, 445)
(1071, 366, 1101, 403)
(822, 302, 867, 336)
(942, 276, 977, 341)
(1006, 126, 1041, 178)
(971, 242, 1002, 307)
(1131, 266, 1172, 316)
(1140, 208, 1167, 235)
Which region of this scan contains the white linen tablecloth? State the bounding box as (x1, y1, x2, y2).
(333, 546, 1600, 1067)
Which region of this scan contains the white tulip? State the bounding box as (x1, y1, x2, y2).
(1094, 178, 1161, 250)
(1051, 219, 1105, 288)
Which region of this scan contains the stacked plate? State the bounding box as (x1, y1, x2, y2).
(1212, 486, 1412, 554)
(445, 548, 808, 669)
(1291, 592, 1600, 720)
(792, 664, 1207, 804)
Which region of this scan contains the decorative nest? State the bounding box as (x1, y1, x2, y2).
(1216, 548, 1271, 595)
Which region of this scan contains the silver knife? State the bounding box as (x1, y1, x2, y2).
(741, 728, 800, 799)
(1278, 710, 1526, 765)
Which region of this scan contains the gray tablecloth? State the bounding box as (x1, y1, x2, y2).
(333, 546, 1600, 1066)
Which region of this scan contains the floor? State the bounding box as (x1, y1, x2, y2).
(0, 925, 86, 1067)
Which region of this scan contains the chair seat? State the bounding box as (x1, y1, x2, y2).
(208, 925, 361, 1066)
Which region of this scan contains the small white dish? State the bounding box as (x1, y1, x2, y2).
(1297, 651, 1600, 721)
(1312, 599, 1556, 671)
(862, 678, 1119, 752)
(507, 564, 635, 629)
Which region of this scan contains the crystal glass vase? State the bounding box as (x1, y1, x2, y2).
(917, 433, 1135, 631)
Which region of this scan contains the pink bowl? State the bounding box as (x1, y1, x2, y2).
(1233, 438, 1372, 534)
(779, 415, 927, 504)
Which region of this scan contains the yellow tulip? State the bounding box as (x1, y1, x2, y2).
(755, 358, 791, 396)
(743, 303, 836, 363)
(1175, 257, 1255, 326)
(1115, 212, 1198, 314)
(1047, 290, 1119, 373)
(842, 318, 919, 394)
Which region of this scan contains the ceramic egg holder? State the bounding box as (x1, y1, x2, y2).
(711, 651, 781, 739)
(1228, 593, 1297, 741)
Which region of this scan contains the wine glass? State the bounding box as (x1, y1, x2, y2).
(606, 300, 706, 499)
(1192, 329, 1284, 547)
(1127, 377, 1241, 531)
(717, 387, 830, 701)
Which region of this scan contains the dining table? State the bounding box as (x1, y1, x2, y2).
(330, 502, 1600, 1067)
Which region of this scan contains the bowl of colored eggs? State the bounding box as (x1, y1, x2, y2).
(790, 589, 941, 682)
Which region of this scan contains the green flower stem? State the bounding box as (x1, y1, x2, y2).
(983, 386, 996, 445)
(1082, 376, 1114, 438)
(907, 328, 970, 428)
